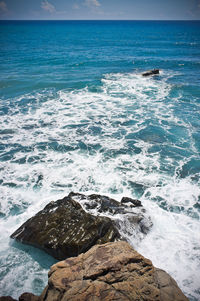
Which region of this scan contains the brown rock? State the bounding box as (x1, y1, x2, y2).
(19, 293, 39, 301)
(1, 242, 188, 301)
(39, 241, 188, 301)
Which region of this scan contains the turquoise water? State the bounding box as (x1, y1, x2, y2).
(0, 21, 200, 300)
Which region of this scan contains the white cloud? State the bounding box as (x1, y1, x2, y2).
(193, 0, 200, 10)
(188, 0, 200, 17)
(84, 0, 101, 8)
(0, 1, 8, 13)
(73, 4, 80, 9)
(41, 0, 56, 13)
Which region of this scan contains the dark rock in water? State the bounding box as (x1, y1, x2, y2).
(17, 241, 188, 301)
(68, 192, 143, 214)
(68, 192, 122, 214)
(121, 196, 142, 207)
(19, 293, 39, 301)
(0, 294, 39, 301)
(10, 192, 152, 260)
(142, 69, 160, 76)
(70, 192, 152, 235)
(10, 194, 121, 260)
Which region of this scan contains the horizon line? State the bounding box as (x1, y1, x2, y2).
(1, 19, 200, 21)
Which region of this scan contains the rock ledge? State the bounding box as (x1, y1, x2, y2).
(3, 241, 188, 301)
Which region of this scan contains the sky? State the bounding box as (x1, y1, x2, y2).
(0, 0, 200, 20)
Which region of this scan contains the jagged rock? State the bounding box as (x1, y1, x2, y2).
(121, 196, 142, 207)
(0, 242, 188, 300)
(34, 241, 188, 301)
(71, 192, 142, 213)
(10, 194, 121, 260)
(70, 192, 123, 214)
(11, 192, 152, 260)
(67, 192, 152, 235)
(142, 69, 159, 76)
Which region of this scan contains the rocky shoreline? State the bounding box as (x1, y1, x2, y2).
(10, 192, 152, 260)
(1, 193, 189, 300)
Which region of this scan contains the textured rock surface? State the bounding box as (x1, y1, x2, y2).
(10, 192, 152, 260)
(39, 241, 188, 301)
(142, 69, 160, 76)
(0, 242, 189, 301)
(10, 193, 121, 260)
(69, 192, 143, 214)
(66, 192, 152, 235)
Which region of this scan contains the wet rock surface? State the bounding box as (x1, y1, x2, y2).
(10, 192, 152, 260)
(69, 192, 143, 214)
(19, 241, 188, 301)
(10, 193, 121, 260)
(70, 192, 152, 236)
(142, 69, 160, 76)
(19, 293, 39, 301)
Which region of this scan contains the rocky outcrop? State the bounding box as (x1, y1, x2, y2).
(69, 192, 143, 215)
(5, 194, 189, 301)
(10, 193, 121, 260)
(13, 241, 188, 301)
(142, 69, 159, 76)
(68, 192, 152, 235)
(10, 192, 152, 260)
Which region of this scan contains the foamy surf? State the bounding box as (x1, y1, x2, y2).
(0, 70, 199, 300)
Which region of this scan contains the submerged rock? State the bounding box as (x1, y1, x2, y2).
(142, 69, 160, 76)
(16, 241, 188, 301)
(10, 192, 152, 260)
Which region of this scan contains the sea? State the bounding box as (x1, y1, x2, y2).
(0, 20, 200, 300)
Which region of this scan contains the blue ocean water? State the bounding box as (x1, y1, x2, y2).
(0, 20, 200, 300)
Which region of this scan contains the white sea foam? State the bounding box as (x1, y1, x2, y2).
(137, 202, 200, 301)
(0, 71, 199, 299)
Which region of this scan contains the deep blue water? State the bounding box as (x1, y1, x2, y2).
(0, 20, 200, 300)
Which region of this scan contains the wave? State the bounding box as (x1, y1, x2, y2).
(0, 70, 199, 299)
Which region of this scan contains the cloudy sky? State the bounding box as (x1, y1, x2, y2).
(0, 0, 200, 20)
